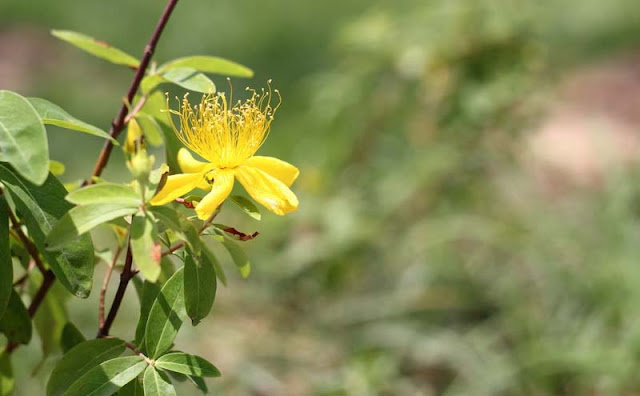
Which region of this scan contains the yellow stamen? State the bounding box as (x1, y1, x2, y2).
(166, 81, 282, 169)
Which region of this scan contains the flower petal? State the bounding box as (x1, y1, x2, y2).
(177, 148, 212, 190)
(150, 172, 204, 205)
(235, 165, 299, 216)
(195, 170, 235, 220)
(245, 156, 299, 187)
(178, 148, 208, 174)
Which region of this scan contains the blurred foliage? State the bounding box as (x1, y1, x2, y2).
(4, 0, 640, 395)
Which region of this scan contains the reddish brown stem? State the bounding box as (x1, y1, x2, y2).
(161, 206, 221, 256)
(97, 245, 134, 338)
(88, 0, 180, 184)
(7, 208, 46, 275)
(98, 246, 123, 329)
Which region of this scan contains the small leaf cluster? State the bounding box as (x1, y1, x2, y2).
(0, 23, 263, 396)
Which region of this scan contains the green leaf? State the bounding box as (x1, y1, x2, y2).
(220, 235, 251, 278)
(187, 375, 208, 394)
(145, 268, 186, 359)
(33, 281, 68, 357)
(161, 68, 215, 93)
(49, 160, 65, 176)
(155, 352, 220, 378)
(47, 338, 126, 396)
(136, 112, 164, 146)
(203, 244, 226, 286)
(148, 206, 200, 254)
(0, 197, 11, 320)
(60, 322, 86, 353)
(27, 97, 117, 144)
(0, 90, 49, 185)
(51, 30, 140, 68)
(135, 280, 162, 349)
(143, 366, 176, 396)
(117, 378, 144, 396)
(0, 290, 31, 344)
(142, 69, 215, 95)
(158, 56, 253, 78)
(184, 251, 216, 325)
(131, 214, 161, 282)
(141, 92, 182, 173)
(0, 165, 94, 297)
(66, 183, 141, 207)
(46, 204, 139, 250)
(0, 350, 13, 396)
(230, 195, 261, 220)
(62, 356, 147, 396)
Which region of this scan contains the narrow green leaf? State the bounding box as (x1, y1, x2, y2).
(145, 268, 186, 359)
(66, 183, 141, 207)
(27, 97, 117, 144)
(143, 366, 176, 396)
(49, 160, 65, 176)
(117, 378, 144, 396)
(46, 204, 138, 250)
(188, 375, 208, 394)
(158, 56, 253, 78)
(161, 68, 215, 93)
(131, 214, 161, 282)
(136, 112, 164, 146)
(0, 350, 13, 396)
(134, 280, 162, 349)
(60, 322, 86, 354)
(148, 206, 200, 254)
(221, 236, 251, 278)
(0, 290, 31, 344)
(202, 244, 226, 286)
(184, 252, 216, 325)
(47, 338, 126, 396)
(0, 90, 49, 185)
(0, 165, 94, 297)
(141, 69, 215, 95)
(230, 195, 261, 220)
(62, 356, 147, 396)
(51, 30, 140, 68)
(156, 352, 220, 378)
(141, 92, 182, 173)
(0, 197, 11, 320)
(33, 281, 68, 357)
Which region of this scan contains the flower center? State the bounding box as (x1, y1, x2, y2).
(167, 81, 281, 169)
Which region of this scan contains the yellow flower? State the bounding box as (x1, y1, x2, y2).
(150, 83, 299, 220)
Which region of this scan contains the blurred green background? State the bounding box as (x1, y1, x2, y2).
(3, 0, 640, 394)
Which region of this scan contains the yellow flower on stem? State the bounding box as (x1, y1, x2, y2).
(150, 82, 299, 220)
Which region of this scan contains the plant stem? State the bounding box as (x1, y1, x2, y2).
(7, 207, 47, 275)
(161, 206, 220, 257)
(98, 245, 123, 329)
(97, 244, 134, 338)
(88, 0, 180, 183)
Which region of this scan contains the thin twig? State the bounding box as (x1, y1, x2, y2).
(98, 245, 123, 329)
(97, 244, 134, 338)
(7, 207, 47, 274)
(123, 96, 148, 124)
(87, 0, 180, 184)
(161, 207, 221, 257)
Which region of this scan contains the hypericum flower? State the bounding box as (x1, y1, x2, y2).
(150, 83, 299, 220)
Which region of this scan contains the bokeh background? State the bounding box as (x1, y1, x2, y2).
(3, 0, 640, 395)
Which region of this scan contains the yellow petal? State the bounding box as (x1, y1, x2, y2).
(178, 148, 208, 173)
(245, 156, 299, 187)
(177, 148, 212, 190)
(235, 165, 299, 216)
(150, 172, 204, 205)
(195, 170, 235, 220)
